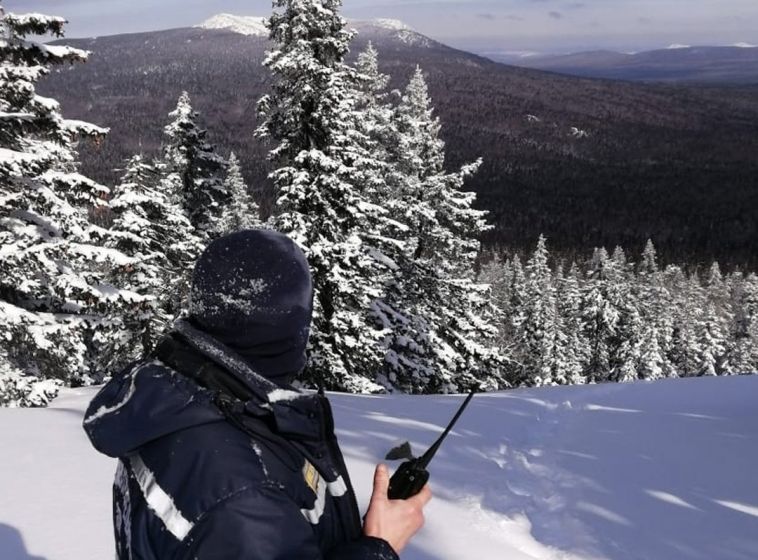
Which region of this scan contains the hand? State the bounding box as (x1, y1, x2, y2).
(363, 463, 432, 554)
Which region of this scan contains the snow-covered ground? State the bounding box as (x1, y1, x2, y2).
(1, 377, 757, 560)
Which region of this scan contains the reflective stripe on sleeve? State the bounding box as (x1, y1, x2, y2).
(128, 453, 195, 541)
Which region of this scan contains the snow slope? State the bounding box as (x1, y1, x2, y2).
(196, 14, 424, 45)
(197, 14, 268, 37)
(1, 377, 757, 559)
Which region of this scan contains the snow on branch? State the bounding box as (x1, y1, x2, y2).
(3, 12, 68, 38)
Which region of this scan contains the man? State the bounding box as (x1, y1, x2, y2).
(83, 229, 431, 559)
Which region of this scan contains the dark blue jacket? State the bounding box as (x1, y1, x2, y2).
(83, 318, 398, 560)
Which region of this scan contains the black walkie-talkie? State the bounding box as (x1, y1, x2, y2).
(387, 390, 476, 500)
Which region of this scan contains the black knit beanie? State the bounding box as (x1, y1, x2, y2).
(188, 229, 313, 386)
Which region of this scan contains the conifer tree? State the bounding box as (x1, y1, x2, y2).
(609, 301, 643, 382)
(607, 254, 643, 382)
(556, 263, 589, 384)
(163, 92, 227, 234)
(218, 152, 262, 234)
(0, 8, 140, 405)
(516, 236, 560, 385)
(508, 255, 528, 329)
(256, 0, 394, 392)
(635, 240, 673, 374)
(637, 325, 666, 380)
(479, 253, 510, 347)
(696, 302, 727, 376)
(374, 66, 504, 392)
(581, 249, 619, 382)
(725, 272, 758, 373)
(354, 42, 393, 147)
(106, 153, 203, 361)
(669, 274, 703, 376)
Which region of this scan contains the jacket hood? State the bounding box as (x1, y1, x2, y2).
(83, 359, 224, 458)
(83, 319, 321, 459)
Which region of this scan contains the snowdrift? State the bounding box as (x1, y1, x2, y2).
(1, 376, 757, 559)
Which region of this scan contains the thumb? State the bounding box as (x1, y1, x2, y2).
(371, 464, 390, 502)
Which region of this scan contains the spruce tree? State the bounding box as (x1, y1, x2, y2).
(256, 0, 394, 392)
(374, 66, 504, 392)
(669, 273, 703, 376)
(581, 248, 619, 382)
(516, 236, 560, 385)
(696, 302, 727, 376)
(725, 272, 758, 373)
(637, 325, 666, 380)
(106, 153, 203, 360)
(163, 92, 227, 235)
(0, 8, 139, 405)
(218, 152, 262, 234)
(556, 263, 589, 384)
(608, 257, 643, 383)
(478, 253, 510, 347)
(635, 240, 674, 375)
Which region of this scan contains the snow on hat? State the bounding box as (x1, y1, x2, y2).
(188, 229, 313, 385)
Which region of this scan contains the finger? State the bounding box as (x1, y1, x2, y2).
(370, 464, 390, 502)
(409, 484, 432, 507)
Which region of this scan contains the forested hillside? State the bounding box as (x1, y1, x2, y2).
(40, 24, 758, 267)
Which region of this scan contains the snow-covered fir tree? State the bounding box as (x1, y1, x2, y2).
(485, 237, 756, 386)
(635, 240, 674, 374)
(217, 152, 262, 234)
(514, 236, 561, 386)
(351, 46, 435, 391)
(154, 99, 222, 315)
(556, 263, 589, 384)
(163, 91, 227, 235)
(637, 325, 666, 380)
(373, 65, 504, 392)
(106, 153, 204, 362)
(697, 302, 727, 376)
(353, 42, 393, 147)
(669, 273, 704, 376)
(256, 0, 397, 392)
(580, 249, 619, 382)
(608, 261, 643, 383)
(725, 272, 758, 374)
(0, 8, 142, 405)
(478, 253, 510, 348)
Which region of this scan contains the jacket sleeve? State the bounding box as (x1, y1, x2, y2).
(178, 484, 399, 560)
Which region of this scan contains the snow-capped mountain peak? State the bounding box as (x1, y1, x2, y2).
(197, 14, 268, 37)
(369, 18, 413, 31)
(196, 14, 428, 47)
(733, 41, 758, 48)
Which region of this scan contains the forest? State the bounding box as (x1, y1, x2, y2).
(38, 24, 758, 269)
(1, 4, 756, 407)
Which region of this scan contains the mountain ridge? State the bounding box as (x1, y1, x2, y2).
(197, 13, 427, 45)
(490, 44, 758, 83)
(40, 24, 758, 266)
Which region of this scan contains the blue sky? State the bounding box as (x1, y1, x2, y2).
(6, 0, 758, 53)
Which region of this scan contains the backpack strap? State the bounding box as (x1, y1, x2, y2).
(152, 333, 256, 401)
(151, 333, 303, 472)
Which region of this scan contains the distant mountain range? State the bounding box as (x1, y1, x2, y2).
(488, 44, 758, 83)
(40, 15, 758, 266)
(198, 14, 433, 47)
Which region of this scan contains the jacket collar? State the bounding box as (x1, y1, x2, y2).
(164, 318, 324, 442)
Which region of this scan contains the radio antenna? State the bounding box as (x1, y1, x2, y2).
(417, 389, 476, 468)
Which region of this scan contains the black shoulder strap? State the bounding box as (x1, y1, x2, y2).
(151, 333, 303, 472)
(152, 333, 256, 402)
